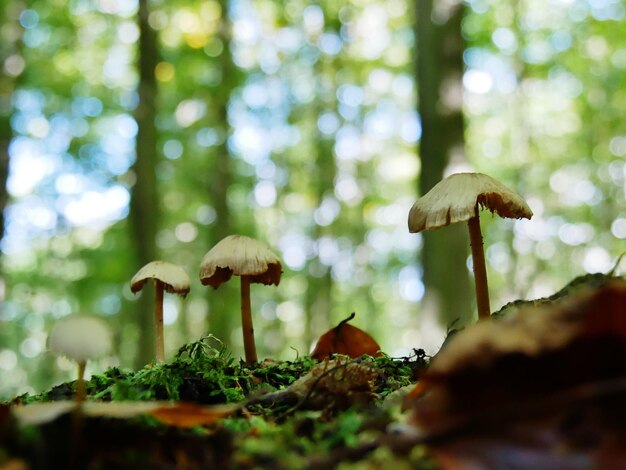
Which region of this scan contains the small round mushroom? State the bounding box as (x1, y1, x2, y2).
(130, 261, 191, 363)
(200, 234, 282, 364)
(408, 172, 532, 319)
(48, 315, 113, 402)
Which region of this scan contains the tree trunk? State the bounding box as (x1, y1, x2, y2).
(205, 0, 238, 347)
(415, 0, 473, 326)
(0, 2, 23, 257)
(130, 0, 160, 367)
(305, 55, 336, 348)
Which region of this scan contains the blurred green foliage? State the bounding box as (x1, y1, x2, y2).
(0, 0, 625, 399)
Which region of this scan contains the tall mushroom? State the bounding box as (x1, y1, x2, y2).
(200, 234, 282, 364)
(48, 314, 113, 403)
(130, 261, 191, 363)
(408, 172, 532, 320)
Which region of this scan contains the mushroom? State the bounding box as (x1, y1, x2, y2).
(48, 314, 113, 402)
(130, 261, 191, 363)
(408, 172, 532, 319)
(199, 234, 282, 364)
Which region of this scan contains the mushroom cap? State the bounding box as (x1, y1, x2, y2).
(199, 234, 282, 289)
(408, 172, 533, 233)
(48, 315, 113, 362)
(130, 261, 191, 297)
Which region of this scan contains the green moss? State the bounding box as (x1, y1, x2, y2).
(250, 355, 318, 390)
(97, 336, 250, 403)
(372, 351, 428, 399)
(8, 275, 623, 468)
(6, 335, 438, 468)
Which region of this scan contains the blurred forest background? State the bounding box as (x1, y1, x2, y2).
(0, 0, 625, 400)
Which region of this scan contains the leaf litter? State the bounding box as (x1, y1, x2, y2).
(3, 274, 626, 468)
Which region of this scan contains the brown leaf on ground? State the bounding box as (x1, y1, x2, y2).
(289, 358, 382, 414)
(311, 313, 381, 360)
(150, 402, 237, 428)
(404, 278, 626, 468)
(11, 401, 237, 429)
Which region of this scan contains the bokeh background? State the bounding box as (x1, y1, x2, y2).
(0, 0, 625, 400)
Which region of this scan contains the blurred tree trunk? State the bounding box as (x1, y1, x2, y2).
(304, 23, 339, 348)
(306, 119, 335, 348)
(507, 3, 532, 297)
(130, 0, 160, 367)
(205, 0, 238, 347)
(0, 96, 9, 250)
(415, 0, 472, 326)
(0, 2, 23, 262)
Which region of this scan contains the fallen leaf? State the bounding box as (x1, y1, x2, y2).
(404, 278, 626, 467)
(311, 313, 381, 360)
(0, 458, 29, 470)
(246, 358, 382, 416)
(87, 401, 173, 420)
(289, 358, 382, 410)
(11, 400, 237, 428)
(12, 401, 76, 426)
(150, 402, 237, 428)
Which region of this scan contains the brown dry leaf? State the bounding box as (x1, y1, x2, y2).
(428, 412, 626, 470)
(409, 279, 626, 431)
(289, 358, 382, 412)
(404, 278, 626, 468)
(11, 401, 237, 429)
(425, 384, 626, 469)
(12, 401, 76, 426)
(12, 401, 175, 426)
(149, 402, 237, 428)
(0, 458, 29, 470)
(311, 313, 381, 360)
(85, 401, 170, 419)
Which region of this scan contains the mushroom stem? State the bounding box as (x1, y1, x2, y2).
(154, 280, 165, 363)
(240, 275, 258, 364)
(467, 207, 491, 319)
(72, 359, 87, 469)
(75, 360, 87, 403)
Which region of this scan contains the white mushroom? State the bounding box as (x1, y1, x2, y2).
(131, 261, 191, 363)
(200, 235, 282, 363)
(409, 173, 532, 319)
(48, 315, 113, 402)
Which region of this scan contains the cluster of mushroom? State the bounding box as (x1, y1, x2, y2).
(48, 171, 531, 386)
(128, 235, 281, 364)
(48, 234, 281, 396)
(122, 174, 531, 365)
(408, 172, 533, 319)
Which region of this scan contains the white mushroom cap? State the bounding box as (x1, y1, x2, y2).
(130, 261, 191, 297)
(199, 234, 282, 289)
(408, 172, 533, 233)
(48, 315, 113, 362)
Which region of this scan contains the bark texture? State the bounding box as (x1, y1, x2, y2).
(415, 0, 473, 325)
(130, 0, 160, 367)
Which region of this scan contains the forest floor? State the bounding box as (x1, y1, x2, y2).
(2, 272, 625, 469)
(2, 345, 432, 469)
